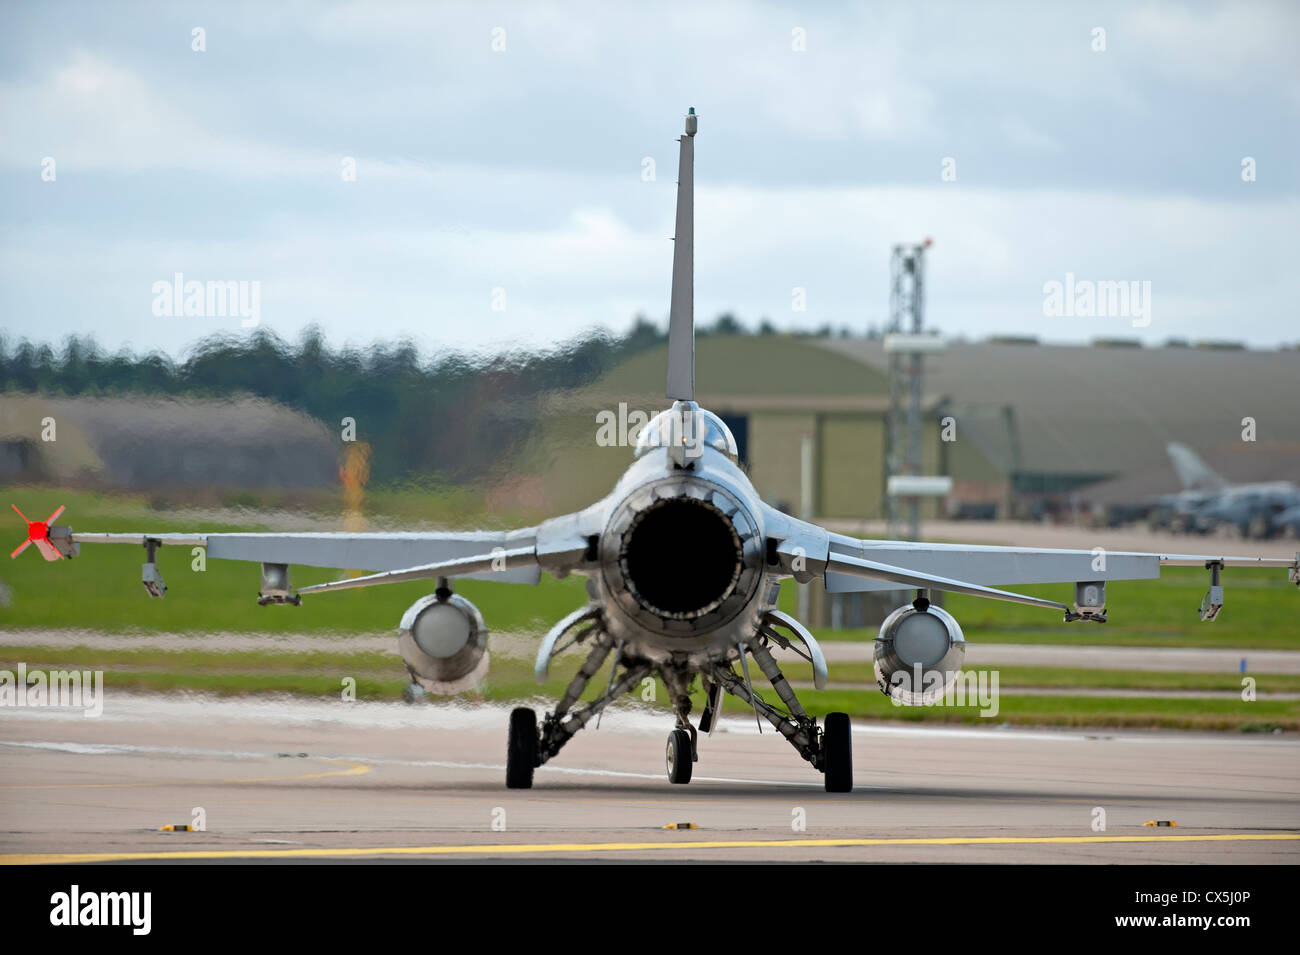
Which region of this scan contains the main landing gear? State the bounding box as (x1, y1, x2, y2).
(507, 628, 652, 790)
(703, 639, 853, 792)
(507, 621, 853, 793)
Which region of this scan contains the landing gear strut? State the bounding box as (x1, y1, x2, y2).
(707, 639, 853, 792)
(505, 627, 651, 789)
(504, 624, 851, 792)
(662, 667, 698, 784)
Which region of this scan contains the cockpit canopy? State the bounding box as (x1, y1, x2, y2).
(634, 402, 739, 464)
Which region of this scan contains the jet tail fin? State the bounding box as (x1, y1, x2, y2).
(1166, 443, 1227, 492)
(666, 108, 697, 401)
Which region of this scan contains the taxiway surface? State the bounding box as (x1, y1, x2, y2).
(2, 694, 1296, 863)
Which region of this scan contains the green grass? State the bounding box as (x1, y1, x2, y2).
(4, 482, 536, 529)
(775, 570, 1300, 649)
(0, 644, 405, 673)
(779, 661, 1300, 692)
(0, 643, 622, 710)
(4, 483, 1299, 732)
(2, 485, 590, 634)
(7, 646, 1293, 694)
(712, 688, 1298, 732)
(4, 485, 1297, 648)
(4, 644, 1294, 732)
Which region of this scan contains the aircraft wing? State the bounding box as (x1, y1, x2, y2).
(13, 498, 605, 598)
(822, 533, 1298, 594)
(762, 506, 1299, 618)
(71, 529, 545, 584)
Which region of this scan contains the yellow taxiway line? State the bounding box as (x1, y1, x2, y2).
(0, 759, 372, 790)
(4, 832, 1298, 864)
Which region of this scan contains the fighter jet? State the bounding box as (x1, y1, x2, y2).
(13, 110, 1300, 791)
(1157, 443, 1298, 536)
(1167, 442, 1296, 498)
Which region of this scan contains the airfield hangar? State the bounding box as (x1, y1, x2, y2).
(5, 336, 1298, 525)
(517, 335, 1300, 525)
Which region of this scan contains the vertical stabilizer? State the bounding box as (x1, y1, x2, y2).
(666, 108, 697, 400)
(1166, 442, 1227, 492)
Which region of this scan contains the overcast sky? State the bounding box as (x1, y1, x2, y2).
(2, 0, 1297, 359)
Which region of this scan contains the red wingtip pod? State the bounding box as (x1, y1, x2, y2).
(10, 504, 66, 561)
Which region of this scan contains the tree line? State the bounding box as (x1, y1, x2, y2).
(1, 315, 872, 484)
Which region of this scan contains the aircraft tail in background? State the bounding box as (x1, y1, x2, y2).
(1166, 443, 1228, 493)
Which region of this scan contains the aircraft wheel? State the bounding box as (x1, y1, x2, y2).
(506, 707, 537, 789)
(822, 712, 853, 793)
(666, 729, 693, 784)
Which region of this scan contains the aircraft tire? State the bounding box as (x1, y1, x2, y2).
(506, 707, 537, 789)
(666, 729, 693, 784)
(822, 712, 853, 793)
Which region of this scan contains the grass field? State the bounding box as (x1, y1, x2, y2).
(4, 642, 1293, 731)
(4, 484, 1298, 732)
(2, 486, 591, 634)
(906, 572, 1300, 650)
(5, 485, 1298, 646)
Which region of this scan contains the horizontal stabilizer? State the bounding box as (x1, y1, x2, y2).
(826, 550, 1069, 611)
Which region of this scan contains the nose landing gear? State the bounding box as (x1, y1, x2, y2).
(666, 728, 693, 784)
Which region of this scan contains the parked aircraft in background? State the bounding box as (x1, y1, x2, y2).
(1154, 444, 1298, 538)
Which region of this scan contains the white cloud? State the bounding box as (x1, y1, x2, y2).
(1120, 1, 1300, 98)
(1, 0, 1295, 356)
(0, 52, 305, 176)
(4, 177, 1295, 354)
(1000, 115, 1063, 153)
